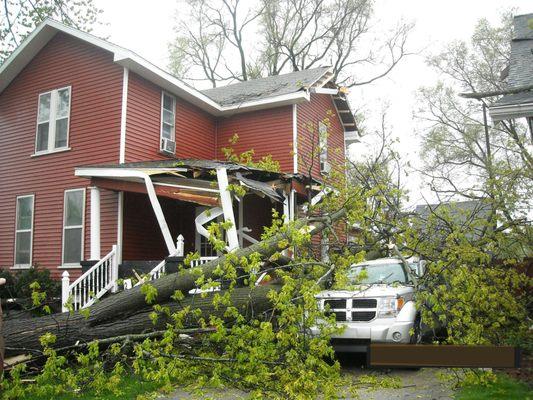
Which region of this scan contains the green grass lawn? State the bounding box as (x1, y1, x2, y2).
(455, 375, 532, 400)
(20, 375, 162, 400)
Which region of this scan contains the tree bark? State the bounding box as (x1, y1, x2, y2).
(3, 285, 279, 357)
(86, 209, 346, 326)
(2, 207, 346, 358)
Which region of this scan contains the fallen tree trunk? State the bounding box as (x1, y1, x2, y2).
(2, 207, 346, 357)
(4, 285, 279, 357)
(86, 208, 346, 326)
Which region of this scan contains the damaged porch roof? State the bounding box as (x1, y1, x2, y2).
(76, 159, 319, 206)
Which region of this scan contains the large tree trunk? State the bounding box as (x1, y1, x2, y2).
(86, 209, 345, 326)
(2, 208, 346, 358)
(4, 285, 279, 357)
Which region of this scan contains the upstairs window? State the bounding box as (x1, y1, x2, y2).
(160, 92, 176, 154)
(62, 189, 85, 266)
(318, 121, 329, 174)
(35, 87, 71, 154)
(14, 195, 34, 268)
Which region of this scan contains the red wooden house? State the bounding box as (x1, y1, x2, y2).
(0, 20, 357, 309)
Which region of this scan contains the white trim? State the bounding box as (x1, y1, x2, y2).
(13, 194, 35, 269)
(0, 19, 319, 116)
(160, 91, 177, 152)
(34, 86, 71, 155)
(220, 91, 310, 115)
(57, 264, 82, 269)
(307, 67, 334, 88)
(76, 168, 176, 254)
(153, 181, 219, 193)
(292, 104, 298, 173)
(75, 167, 187, 178)
(31, 147, 71, 157)
(195, 206, 224, 256)
(117, 191, 124, 264)
(238, 198, 244, 248)
(289, 190, 296, 221)
(489, 102, 533, 121)
(119, 67, 129, 164)
(11, 265, 32, 270)
(311, 87, 339, 95)
(89, 186, 101, 260)
(61, 188, 86, 267)
(216, 168, 239, 251)
(318, 121, 329, 174)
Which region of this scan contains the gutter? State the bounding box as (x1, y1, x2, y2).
(489, 102, 533, 121)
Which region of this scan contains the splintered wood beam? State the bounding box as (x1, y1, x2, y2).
(91, 178, 219, 206)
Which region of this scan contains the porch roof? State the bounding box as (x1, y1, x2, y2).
(75, 158, 319, 206)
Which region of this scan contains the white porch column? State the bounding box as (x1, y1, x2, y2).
(90, 186, 101, 260)
(216, 168, 239, 251)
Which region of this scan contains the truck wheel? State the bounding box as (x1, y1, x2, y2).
(410, 316, 422, 344)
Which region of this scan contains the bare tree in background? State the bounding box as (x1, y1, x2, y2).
(0, 0, 102, 65)
(416, 11, 532, 229)
(169, 0, 414, 87)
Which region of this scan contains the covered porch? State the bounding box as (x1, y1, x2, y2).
(75, 159, 315, 271)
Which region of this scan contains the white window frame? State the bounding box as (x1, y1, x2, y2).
(61, 188, 86, 267)
(34, 86, 72, 156)
(318, 121, 328, 173)
(160, 91, 176, 151)
(13, 194, 35, 269)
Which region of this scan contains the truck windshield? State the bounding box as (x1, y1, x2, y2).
(347, 263, 408, 284)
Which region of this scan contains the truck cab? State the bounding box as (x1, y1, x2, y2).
(313, 257, 420, 352)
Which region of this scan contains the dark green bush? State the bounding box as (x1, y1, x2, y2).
(0, 265, 60, 300)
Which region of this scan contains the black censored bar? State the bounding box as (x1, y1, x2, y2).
(367, 344, 521, 368)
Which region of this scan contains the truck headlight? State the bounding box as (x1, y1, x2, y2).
(377, 296, 405, 318)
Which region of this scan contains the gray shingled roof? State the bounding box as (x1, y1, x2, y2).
(201, 67, 331, 106)
(493, 14, 533, 107)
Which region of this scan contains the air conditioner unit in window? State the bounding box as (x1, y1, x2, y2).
(320, 161, 331, 174)
(161, 138, 176, 154)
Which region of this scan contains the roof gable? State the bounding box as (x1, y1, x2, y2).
(0, 20, 335, 117)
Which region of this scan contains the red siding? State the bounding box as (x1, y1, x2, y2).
(0, 33, 122, 278)
(297, 93, 345, 177)
(125, 72, 216, 162)
(216, 106, 294, 172)
(122, 193, 197, 260)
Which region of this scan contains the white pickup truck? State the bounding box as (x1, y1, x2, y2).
(312, 257, 421, 352)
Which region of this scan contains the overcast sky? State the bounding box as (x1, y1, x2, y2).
(92, 0, 531, 207)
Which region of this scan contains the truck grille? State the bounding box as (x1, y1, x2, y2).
(326, 311, 347, 322)
(351, 311, 376, 321)
(352, 299, 377, 308)
(324, 299, 346, 309)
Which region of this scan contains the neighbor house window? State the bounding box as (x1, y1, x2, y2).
(62, 189, 85, 266)
(160, 92, 176, 153)
(35, 87, 71, 154)
(318, 121, 329, 173)
(14, 195, 34, 268)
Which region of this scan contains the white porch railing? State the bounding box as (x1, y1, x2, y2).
(61, 245, 118, 312)
(130, 235, 185, 288)
(190, 256, 218, 268)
